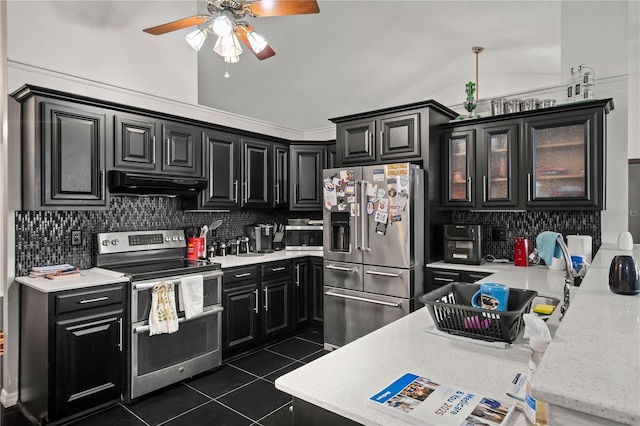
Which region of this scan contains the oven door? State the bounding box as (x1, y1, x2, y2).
(129, 305, 222, 401)
(128, 270, 223, 401)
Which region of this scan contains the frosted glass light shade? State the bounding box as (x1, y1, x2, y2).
(246, 30, 267, 53)
(212, 15, 233, 37)
(213, 33, 243, 59)
(224, 55, 240, 63)
(185, 28, 207, 51)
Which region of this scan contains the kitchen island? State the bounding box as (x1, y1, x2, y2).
(275, 245, 640, 425)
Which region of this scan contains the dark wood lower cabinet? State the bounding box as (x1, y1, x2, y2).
(19, 282, 126, 425)
(310, 257, 324, 324)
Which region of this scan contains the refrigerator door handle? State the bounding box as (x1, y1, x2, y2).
(361, 181, 371, 252)
(359, 180, 366, 251)
(365, 270, 401, 278)
(326, 265, 356, 272)
(325, 291, 401, 308)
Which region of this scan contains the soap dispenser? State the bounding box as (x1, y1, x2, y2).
(523, 314, 552, 426)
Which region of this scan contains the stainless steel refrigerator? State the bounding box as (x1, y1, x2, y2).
(322, 163, 424, 349)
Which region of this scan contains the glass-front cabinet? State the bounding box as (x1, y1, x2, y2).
(524, 109, 603, 209)
(445, 129, 475, 208)
(480, 122, 519, 208)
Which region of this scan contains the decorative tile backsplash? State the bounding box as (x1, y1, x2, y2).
(15, 195, 321, 277)
(451, 210, 601, 261)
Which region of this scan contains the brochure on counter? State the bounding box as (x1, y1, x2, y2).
(368, 373, 514, 426)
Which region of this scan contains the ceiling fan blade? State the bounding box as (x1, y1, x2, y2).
(236, 25, 276, 60)
(143, 15, 210, 35)
(249, 0, 319, 17)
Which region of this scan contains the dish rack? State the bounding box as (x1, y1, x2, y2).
(419, 283, 538, 343)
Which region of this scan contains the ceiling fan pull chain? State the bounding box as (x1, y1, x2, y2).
(224, 63, 230, 79)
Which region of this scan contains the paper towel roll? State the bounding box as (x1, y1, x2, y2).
(567, 235, 592, 263)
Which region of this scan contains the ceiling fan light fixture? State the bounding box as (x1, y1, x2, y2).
(246, 30, 268, 53)
(212, 13, 234, 37)
(185, 28, 207, 51)
(213, 33, 243, 59)
(224, 55, 240, 64)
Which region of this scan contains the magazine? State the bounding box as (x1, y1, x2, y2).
(368, 373, 514, 426)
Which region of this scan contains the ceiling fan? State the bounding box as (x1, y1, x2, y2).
(143, 0, 320, 65)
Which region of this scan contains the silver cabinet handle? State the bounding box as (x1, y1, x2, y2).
(118, 318, 123, 352)
(100, 170, 106, 200)
(325, 291, 401, 307)
(365, 270, 401, 278)
(271, 267, 286, 272)
(253, 289, 259, 313)
(235, 272, 252, 278)
(527, 173, 532, 201)
(79, 296, 108, 304)
(243, 181, 248, 204)
(295, 264, 300, 287)
(233, 180, 238, 203)
(379, 130, 384, 157)
(134, 306, 223, 334)
(165, 139, 170, 166)
(483, 175, 487, 202)
(263, 287, 269, 311)
(434, 277, 454, 282)
(467, 176, 472, 202)
(275, 182, 280, 204)
(151, 136, 156, 164)
(326, 265, 355, 272)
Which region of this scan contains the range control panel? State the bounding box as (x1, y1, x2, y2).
(96, 230, 186, 254)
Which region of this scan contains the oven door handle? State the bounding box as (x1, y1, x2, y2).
(132, 271, 222, 290)
(324, 291, 401, 307)
(133, 306, 223, 334)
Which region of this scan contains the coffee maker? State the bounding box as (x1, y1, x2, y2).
(245, 224, 274, 253)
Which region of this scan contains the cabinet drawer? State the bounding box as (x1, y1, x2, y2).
(467, 272, 491, 282)
(430, 270, 462, 286)
(261, 261, 291, 279)
(56, 284, 125, 315)
(223, 265, 259, 284)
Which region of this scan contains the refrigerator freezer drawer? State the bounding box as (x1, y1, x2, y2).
(363, 266, 413, 299)
(323, 287, 411, 348)
(323, 261, 363, 291)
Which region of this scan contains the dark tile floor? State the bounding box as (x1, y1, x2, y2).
(2, 328, 328, 426)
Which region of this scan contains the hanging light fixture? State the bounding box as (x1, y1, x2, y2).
(213, 32, 243, 60)
(472, 46, 484, 100)
(185, 27, 208, 51)
(245, 30, 267, 54)
(211, 12, 234, 37)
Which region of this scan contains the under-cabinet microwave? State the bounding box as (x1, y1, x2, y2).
(285, 225, 323, 251)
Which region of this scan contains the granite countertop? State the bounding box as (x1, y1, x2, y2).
(216, 250, 322, 269)
(15, 267, 128, 293)
(531, 243, 640, 425)
(276, 262, 568, 426)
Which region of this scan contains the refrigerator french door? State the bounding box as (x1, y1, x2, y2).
(322, 163, 425, 349)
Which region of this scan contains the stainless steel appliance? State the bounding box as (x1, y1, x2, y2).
(245, 224, 274, 253)
(95, 230, 223, 402)
(322, 163, 424, 349)
(285, 224, 323, 251)
(443, 224, 482, 265)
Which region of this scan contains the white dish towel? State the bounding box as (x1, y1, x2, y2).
(149, 282, 179, 335)
(179, 275, 204, 320)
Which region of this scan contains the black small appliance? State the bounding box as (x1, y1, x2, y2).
(443, 224, 482, 265)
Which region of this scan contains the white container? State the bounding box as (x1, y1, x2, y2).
(617, 231, 634, 251)
(567, 235, 592, 263)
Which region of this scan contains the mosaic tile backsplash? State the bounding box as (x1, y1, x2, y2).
(15, 195, 321, 277)
(451, 210, 601, 261)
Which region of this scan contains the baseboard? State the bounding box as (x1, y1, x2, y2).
(1, 388, 18, 407)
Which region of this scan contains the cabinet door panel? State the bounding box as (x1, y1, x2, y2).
(444, 129, 476, 208)
(290, 145, 324, 210)
(242, 139, 271, 207)
(202, 130, 239, 208)
(481, 122, 519, 207)
(54, 310, 123, 419)
(379, 113, 420, 161)
(273, 144, 289, 208)
(162, 123, 200, 176)
(262, 279, 291, 340)
(311, 258, 324, 322)
(338, 119, 376, 164)
(114, 115, 156, 171)
(42, 102, 106, 206)
(293, 260, 310, 327)
(223, 283, 260, 357)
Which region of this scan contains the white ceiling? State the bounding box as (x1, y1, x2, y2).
(192, 0, 562, 132)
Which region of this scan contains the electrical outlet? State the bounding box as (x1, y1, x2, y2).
(71, 230, 82, 246)
(492, 227, 507, 242)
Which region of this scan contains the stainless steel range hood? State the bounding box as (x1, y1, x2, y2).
(109, 170, 207, 196)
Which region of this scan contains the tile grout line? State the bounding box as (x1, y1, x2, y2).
(118, 402, 153, 426)
(254, 400, 294, 425)
(214, 399, 266, 424)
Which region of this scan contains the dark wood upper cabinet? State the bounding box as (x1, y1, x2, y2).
(290, 145, 325, 211)
(379, 112, 420, 161)
(273, 143, 289, 208)
(337, 118, 376, 164)
(161, 122, 200, 176)
(195, 129, 240, 209)
(241, 138, 271, 208)
(114, 114, 156, 171)
(15, 92, 109, 210)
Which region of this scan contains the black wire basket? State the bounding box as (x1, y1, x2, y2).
(419, 283, 538, 343)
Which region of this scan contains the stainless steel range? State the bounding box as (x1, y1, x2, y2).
(95, 230, 223, 402)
